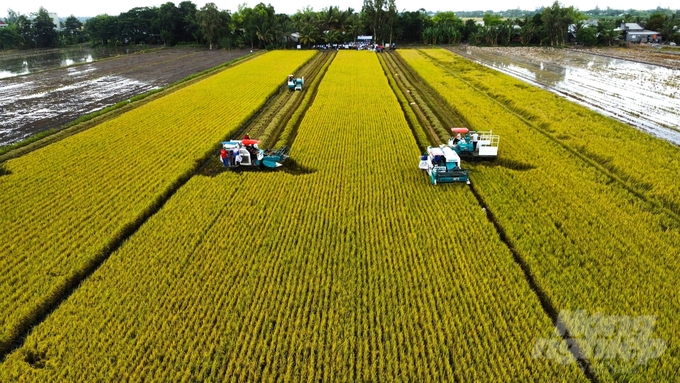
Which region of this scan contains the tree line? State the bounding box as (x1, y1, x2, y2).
(1, 1, 679, 51)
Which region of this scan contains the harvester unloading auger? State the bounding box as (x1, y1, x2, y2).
(287, 74, 304, 91)
(418, 128, 500, 185)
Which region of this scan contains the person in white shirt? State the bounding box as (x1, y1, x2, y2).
(472, 132, 479, 151)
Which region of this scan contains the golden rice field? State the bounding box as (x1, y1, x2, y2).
(399, 48, 680, 381)
(1, 47, 678, 382)
(0, 50, 315, 355)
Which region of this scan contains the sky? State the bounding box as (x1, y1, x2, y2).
(5, 0, 677, 18)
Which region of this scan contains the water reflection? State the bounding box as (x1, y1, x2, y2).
(457, 47, 680, 144)
(0, 47, 138, 78)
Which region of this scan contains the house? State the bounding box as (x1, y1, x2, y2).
(615, 22, 661, 43)
(0, 20, 8, 28)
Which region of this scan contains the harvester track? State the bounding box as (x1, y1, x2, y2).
(234, 51, 335, 148)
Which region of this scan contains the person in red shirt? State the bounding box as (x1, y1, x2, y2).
(220, 148, 228, 166)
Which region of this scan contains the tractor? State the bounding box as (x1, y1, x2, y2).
(287, 74, 304, 91)
(418, 145, 470, 185)
(221, 138, 289, 169)
(448, 127, 499, 159)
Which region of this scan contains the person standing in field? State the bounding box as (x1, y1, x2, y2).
(220, 148, 228, 166)
(472, 131, 479, 151)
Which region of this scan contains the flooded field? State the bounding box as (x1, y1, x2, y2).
(449, 46, 680, 145)
(0, 48, 251, 146)
(0, 46, 150, 79)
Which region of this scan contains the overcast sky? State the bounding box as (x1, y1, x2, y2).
(6, 0, 677, 18)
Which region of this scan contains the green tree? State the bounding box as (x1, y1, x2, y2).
(196, 2, 229, 49)
(575, 22, 597, 46)
(62, 15, 84, 44)
(398, 9, 429, 43)
(118, 7, 158, 45)
(0, 25, 23, 49)
(644, 12, 665, 32)
(32, 7, 58, 48)
(84, 14, 120, 46)
(362, 0, 386, 43)
(542, 1, 577, 46)
(4, 9, 21, 25)
(158, 2, 181, 46)
(178, 1, 200, 43)
(15, 15, 32, 47)
(597, 19, 620, 46)
(482, 13, 503, 27)
(658, 14, 678, 43)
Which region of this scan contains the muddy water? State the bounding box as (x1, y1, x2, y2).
(0, 46, 145, 79)
(451, 46, 680, 145)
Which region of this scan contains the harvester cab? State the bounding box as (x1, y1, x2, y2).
(287, 75, 304, 91)
(221, 139, 289, 169)
(448, 127, 499, 159)
(419, 145, 470, 185)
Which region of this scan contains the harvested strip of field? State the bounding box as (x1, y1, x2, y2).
(0, 51, 586, 382)
(0, 50, 315, 356)
(0, 48, 253, 146)
(400, 48, 680, 381)
(238, 51, 334, 147)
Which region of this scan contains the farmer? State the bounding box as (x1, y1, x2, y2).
(453, 133, 462, 145)
(225, 148, 232, 166)
(232, 146, 240, 166)
(472, 131, 479, 151)
(220, 148, 228, 166)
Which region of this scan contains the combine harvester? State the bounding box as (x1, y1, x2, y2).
(419, 145, 470, 185)
(418, 128, 500, 185)
(287, 74, 304, 91)
(220, 138, 289, 169)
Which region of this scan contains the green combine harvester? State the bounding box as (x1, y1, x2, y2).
(418, 145, 470, 185)
(287, 74, 304, 91)
(220, 138, 289, 169)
